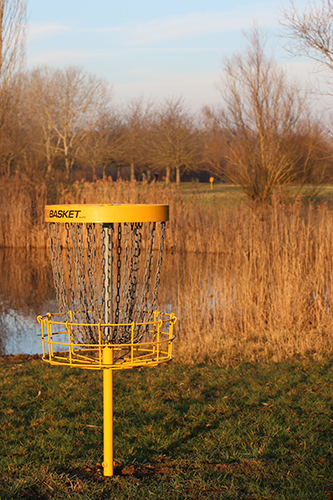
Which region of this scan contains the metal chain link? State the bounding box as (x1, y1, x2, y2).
(100, 222, 106, 326)
(139, 222, 156, 323)
(125, 223, 142, 325)
(87, 223, 99, 324)
(150, 221, 166, 318)
(114, 223, 123, 331)
(65, 222, 75, 311)
(48, 223, 68, 316)
(72, 224, 94, 342)
(101, 223, 113, 342)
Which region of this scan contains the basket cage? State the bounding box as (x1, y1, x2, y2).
(48, 219, 167, 347)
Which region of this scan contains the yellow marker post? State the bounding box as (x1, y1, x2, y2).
(103, 346, 114, 476)
(209, 177, 214, 190)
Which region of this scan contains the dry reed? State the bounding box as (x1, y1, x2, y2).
(0, 177, 48, 248)
(162, 201, 333, 363)
(1, 178, 333, 362)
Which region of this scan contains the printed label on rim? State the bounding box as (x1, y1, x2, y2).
(45, 204, 169, 223)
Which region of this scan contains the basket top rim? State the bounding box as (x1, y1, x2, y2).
(45, 204, 169, 223)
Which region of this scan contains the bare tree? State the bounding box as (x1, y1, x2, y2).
(217, 27, 313, 201)
(0, 74, 27, 177)
(23, 66, 112, 179)
(200, 105, 227, 179)
(22, 68, 61, 178)
(281, 0, 333, 82)
(0, 0, 26, 87)
(118, 98, 153, 181)
(0, 0, 27, 175)
(79, 111, 123, 180)
(151, 98, 199, 184)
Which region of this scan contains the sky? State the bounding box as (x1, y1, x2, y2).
(26, 0, 324, 113)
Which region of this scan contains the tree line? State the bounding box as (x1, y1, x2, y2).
(1, 0, 333, 201)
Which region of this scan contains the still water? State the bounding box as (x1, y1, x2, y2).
(0, 248, 56, 355)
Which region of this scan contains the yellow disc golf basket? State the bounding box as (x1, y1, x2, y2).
(37, 204, 176, 476)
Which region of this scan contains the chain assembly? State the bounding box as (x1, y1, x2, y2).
(47, 210, 167, 346)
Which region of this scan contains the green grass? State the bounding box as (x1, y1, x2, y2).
(177, 182, 246, 209)
(180, 182, 333, 208)
(0, 356, 332, 499)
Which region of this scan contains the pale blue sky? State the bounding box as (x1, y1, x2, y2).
(26, 0, 314, 111)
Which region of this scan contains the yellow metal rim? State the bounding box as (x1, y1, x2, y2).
(45, 204, 169, 223)
(37, 311, 176, 370)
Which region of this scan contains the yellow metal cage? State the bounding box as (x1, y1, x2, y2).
(38, 311, 176, 370)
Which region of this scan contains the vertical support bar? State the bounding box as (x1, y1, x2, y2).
(157, 319, 161, 364)
(40, 319, 45, 358)
(131, 322, 135, 365)
(168, 314, 174, 359)
(102, 223, 113, 342)
(98, 317, 102, 368)
(103, 346, 114, 476)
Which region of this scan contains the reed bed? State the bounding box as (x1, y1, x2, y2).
(164, 202, 333, 363)
(0, 177, 239, 252)
(1, 177, 333, 362)
(0, 177, 48, 248)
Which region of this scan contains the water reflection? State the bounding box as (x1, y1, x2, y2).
(0, 248, 56, 355)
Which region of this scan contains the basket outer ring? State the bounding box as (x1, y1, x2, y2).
(45, 204, 169, 223)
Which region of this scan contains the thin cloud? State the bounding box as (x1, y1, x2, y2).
(27, 50, 105, 66)
(27, 46, 223, 67)
(28, 23, 71, 41)
(80, 6, 279, 46)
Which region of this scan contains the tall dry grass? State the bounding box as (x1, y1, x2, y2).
(162, 202, 333, 363)
(0, 177, 227, 251)
(0, 177, 48, 248)
(1, 177, 333, 362)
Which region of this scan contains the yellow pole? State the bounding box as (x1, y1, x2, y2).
(103, 346, 114, 476)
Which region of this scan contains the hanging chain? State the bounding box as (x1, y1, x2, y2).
(150, 221, 166, 317)
(72, 223, 94, 342)
(101, 223, 113, 342)
(114, 223, 122, 329)
(124, 223, 142, 325)
(101, 222, 106, 326)
(108, 223, 113, 336)
(48, 223, 68, 316)
(87, 223, 99, 324)
(65, 222, 75, 311)
(139, 222, 156, 317)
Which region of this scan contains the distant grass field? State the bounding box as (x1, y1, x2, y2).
(178, 183, 246, 209)
(1, 355, 332, 499)
(180, 182, 333, 208)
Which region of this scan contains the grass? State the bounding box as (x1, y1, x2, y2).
(0, 355, 332, 499)
(178, 182, 246, 208)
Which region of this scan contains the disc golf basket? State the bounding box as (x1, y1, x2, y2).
(37, 204, 177, 476)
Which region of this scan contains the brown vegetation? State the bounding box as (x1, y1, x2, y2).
(1, 178, 333, 362)
(202, 27, 330, 201)
(171, 201, 333, 363)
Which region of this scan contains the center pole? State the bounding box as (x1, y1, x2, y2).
(103, 346, 114, 476)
